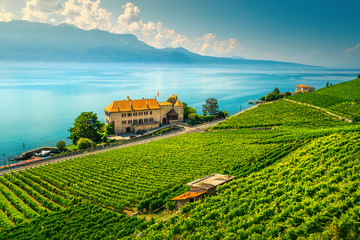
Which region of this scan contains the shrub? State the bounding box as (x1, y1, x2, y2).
(77, 138, 92, 150)
(56, 141, 66, 152)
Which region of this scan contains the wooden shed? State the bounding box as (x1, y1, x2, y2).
(171, 174, 235, 210)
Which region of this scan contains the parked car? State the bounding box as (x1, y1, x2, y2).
(136, 130, 146, 135)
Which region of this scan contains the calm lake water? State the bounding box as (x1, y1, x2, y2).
(0, 62, 359, 159)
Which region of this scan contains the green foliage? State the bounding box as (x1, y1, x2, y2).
(218, 111, 228, 118)
(212, 100, 345, 130)
(288, 78, 360, 120)
(77, 138, 92, 150)
(56, 141, 66, 152)
(183, 102, 197, 120)
(202, 98, 219, 116)
(0, 203, 151, 240)
(104, 123, 114, 136)
(265, 92, 277, 101)
(259, 96, 265, 101)
(68, 112, 104, 144)
(140, 131, 360, 239)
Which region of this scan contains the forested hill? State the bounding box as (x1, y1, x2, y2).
(0, 20, 314, 68)
(0, 79, 359, 239)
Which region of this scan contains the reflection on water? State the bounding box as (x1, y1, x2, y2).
(0, 62, 359, 157)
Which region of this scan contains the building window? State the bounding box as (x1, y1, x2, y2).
(149, 118, 154, 123)
(133, 112, 137, 116)
(128, 120, 132, 124)
(150, 111, 152, 115)
(122, 113, 126, 117)
(134, 120, 138, 124)
(139, 119, 143, 124)
(144, 118, 148, 123)
(122, 121, 126, 125)
(139, 112, 143, 116)
(144, 112, 148, 116)
(128, 113, 132, 117)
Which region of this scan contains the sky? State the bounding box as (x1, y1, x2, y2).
(0, 0, 359, 67)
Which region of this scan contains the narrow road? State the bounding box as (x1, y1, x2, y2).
(283, 98, 353, 122)
(0, 118, 228, 176)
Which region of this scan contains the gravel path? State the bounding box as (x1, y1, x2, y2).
(283, 98, 353, 122)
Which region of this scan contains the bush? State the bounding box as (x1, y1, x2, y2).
(56, 141, 66, 152)
(219, 111, 228, 118)
(77, 138, 92, 150)
(265, 92, 277, 102)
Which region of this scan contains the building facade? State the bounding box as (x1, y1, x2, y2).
(295, 84, 315, 93)
(104, 94, 184, 134)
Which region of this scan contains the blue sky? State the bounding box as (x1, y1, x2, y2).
(0, 0, 359, 67)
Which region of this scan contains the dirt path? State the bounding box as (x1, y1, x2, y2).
(283, 98, 353, 122)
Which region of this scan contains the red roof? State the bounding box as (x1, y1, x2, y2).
(171, 191, 206, 201)
(296, 84, 315, 89)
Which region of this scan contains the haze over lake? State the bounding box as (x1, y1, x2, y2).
(0, 62, 359, 158)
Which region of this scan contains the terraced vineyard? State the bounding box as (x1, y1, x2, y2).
(0, 129, 298, 230)
(211, 99, 346, 130)
(288, 77, 360, 120)
(140, 131, 360, 239)
(1, 86, 359, 239)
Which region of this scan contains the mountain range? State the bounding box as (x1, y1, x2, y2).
(0, 20, 315, 68)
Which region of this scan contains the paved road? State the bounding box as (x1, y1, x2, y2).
(0, 118, 228, 176)
(283, 98, 353, 122)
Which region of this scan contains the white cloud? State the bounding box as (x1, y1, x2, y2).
(194, 33, 243, 56)
(60, 0, 112, 31)
(345, 43, 360, 54)
(17, 1, 243, 57)
(309, 49, 319, 59)
(0, 8, 15, 22)
(112, 3, 241, 56)
(22, 0, 64, 22)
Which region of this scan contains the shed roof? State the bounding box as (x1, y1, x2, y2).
(186, 174, 236, 190)
(170, 190, 206, 201)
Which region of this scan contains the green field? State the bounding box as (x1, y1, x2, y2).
(0, 83, 360, 239)
(288, 77, 360, 120)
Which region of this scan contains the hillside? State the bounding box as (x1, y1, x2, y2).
(0, 90, 359, 239)
(0, 20, 314, 68)
(288, 77, 360, 121)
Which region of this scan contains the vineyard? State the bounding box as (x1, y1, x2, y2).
(0, 85, 359, 238)
(288, 77, 360, 120)
(211, 99, 346, 130)
(140, 131, 360, 239)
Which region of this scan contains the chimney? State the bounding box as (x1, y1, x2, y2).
(126, 96, 130, 101)
(130, 100, 133, 110)
(146, 99, 149, 108)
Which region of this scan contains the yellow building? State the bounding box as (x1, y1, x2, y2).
(104, 94, 184, 134)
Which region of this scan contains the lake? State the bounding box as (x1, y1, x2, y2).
(0, 62, 359, 159)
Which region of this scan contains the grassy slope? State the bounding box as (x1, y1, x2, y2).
(0, 96, 359, 239)
(288, 78, 360, 120)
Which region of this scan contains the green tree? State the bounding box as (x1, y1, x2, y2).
(285, 92, 292, 97)
(183, 102, 197, 121)
(56, 141, 66, 152)
(358, 74, 360, 79)
(77, 138, 92, 150)
(265, 92, 277, 102)
(272, 87, 280, 95)
(326, 82, 329, 87)
(259, 96, 265, 101)
(104, 123, 114, 136)
(218, 111, 228, 118)
(68, 112, 104, 144)
(202, 98, 219, 116)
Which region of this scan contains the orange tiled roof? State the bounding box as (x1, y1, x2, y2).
(159, 102, 173, 106)
(104, 98, 160, 113)
(174, 99, 183, 107)
(171, 190, 206, 201)
(296, 84, 315, 89)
